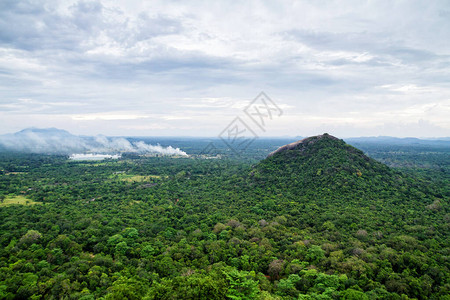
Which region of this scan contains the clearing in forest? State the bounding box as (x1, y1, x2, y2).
(0, 195, 42, 207)
(111, 174, 163, 182)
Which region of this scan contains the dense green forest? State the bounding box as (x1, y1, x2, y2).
(0, 135, 448, 299)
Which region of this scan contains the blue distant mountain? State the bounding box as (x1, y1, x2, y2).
(14, 127, 73, 137)
(0, 128, 188, 155)
(0, 127, 87, 154)
(345, 136, 450, 146)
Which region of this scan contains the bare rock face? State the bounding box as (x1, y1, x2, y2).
(267, 133, 340, 158)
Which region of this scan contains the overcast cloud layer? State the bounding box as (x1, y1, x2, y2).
(0, 0, 449, 137)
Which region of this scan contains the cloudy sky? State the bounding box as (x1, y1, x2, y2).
(0, 0, 449, 137)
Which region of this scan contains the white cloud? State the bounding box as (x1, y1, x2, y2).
(0, 0, 449, 137)
(72, 113, 149, 121)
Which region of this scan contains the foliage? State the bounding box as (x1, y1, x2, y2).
(0, 137, 448, 299)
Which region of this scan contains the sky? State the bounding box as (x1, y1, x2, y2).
(0, 0, 449, 138)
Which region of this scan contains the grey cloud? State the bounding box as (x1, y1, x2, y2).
(134, 12, 182, 39)
(0, 1, 449, 137)
(0, 0, 183, 52)
(69, 1, 104, 32)
(286, 29, 447, 66)
(0, 1, 79, 51)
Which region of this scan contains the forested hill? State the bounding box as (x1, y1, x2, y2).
(249, 133, 442, 202)
(257, 133, 397, 189)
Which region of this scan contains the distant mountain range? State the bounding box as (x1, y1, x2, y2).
(345, 136, 450, 145)
(0, 128, 448, 154)
(0, 128, 87, 154)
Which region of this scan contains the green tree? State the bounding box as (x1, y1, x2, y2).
(115, 241, 129, 256)
(341, 288, 369, 300)
(224, 269, 260, 300)
(306, 245, 325, 265)
(105, 277, 148, 300)
(19, 230, 42, 246)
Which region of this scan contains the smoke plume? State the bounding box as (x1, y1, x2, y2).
(0, 128, 188, 156)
